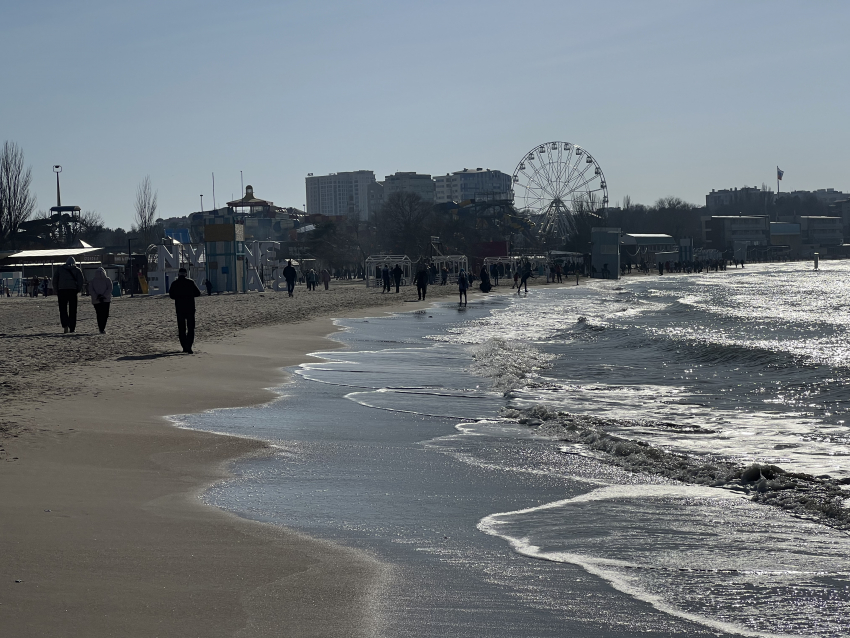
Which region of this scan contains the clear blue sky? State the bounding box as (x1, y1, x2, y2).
(2, 0, 847, 229)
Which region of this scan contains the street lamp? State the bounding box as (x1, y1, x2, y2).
(128, 237, 137, 298)
(200, 194, 204, 212)
(53, 165, 62, 207)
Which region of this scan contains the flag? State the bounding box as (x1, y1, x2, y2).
(777, 166, 784, 180)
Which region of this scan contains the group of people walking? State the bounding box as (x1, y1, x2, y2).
(46, 257, 200, 354)
(51, 257, 112, 334)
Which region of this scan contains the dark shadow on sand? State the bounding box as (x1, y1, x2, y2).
(117, 352, 184, 361)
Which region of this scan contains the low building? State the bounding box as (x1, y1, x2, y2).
(435, 168, 512, 204)
(706, 187, 772, 212)
(704, 216, 769, 251)
(799, 216, 843, 246)
(769, 222, 801, 258)
(784, 188, 848, 205)
(620, 233, 678, 266)
(829, 198, 850, 233)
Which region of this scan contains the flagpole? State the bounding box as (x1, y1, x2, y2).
(777, 166, 780, 195)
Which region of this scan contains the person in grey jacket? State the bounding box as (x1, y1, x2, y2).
(89, 267, 113, 334)
(52, 257, 85, 333)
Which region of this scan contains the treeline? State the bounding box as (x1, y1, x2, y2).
(606, 196, 704, 240)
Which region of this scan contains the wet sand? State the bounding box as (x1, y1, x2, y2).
(0, 281, 468, 637)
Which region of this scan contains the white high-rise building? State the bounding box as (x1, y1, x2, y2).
(383, 172, 436, 203)
(434, 168, 513, 204)
(305, 170, 376, 221)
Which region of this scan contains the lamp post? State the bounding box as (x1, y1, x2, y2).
(200, 194, 204, 212)
(53, 165, 62, 206)
(128, 237, 137, 297)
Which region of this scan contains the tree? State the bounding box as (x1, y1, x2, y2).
(133, 175, 158, 245)
(376, 191, 433, 258)
(78, 210, 106, 243)
(0, 141, 37, 248)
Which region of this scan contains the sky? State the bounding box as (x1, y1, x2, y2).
(2, 0, 848, 229)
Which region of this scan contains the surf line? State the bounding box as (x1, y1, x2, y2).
(477, 486, 793, 638)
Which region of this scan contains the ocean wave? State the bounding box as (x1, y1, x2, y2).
(468, 338, 557, 393)
(503, 406, 850, 531)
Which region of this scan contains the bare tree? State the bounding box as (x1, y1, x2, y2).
(133, 175, 158, 245)
(377, 191, 433, 258)
(0, 141, 37, 248)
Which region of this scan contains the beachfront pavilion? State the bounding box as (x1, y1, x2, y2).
(431, 255, 468, 284)
(0, 245, 109, 295)
(365, 255, 412, 288)
(227, 185, 274, 217)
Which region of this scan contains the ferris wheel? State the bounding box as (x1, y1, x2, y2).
(512, 141, 609, 240)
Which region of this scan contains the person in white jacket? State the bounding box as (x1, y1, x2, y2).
(88, 267, 113, 334)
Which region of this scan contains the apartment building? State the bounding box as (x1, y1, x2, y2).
(305, 170, 377, 221)
(434, 168, 512, 204)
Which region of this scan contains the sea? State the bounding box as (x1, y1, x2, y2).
(173, 261, 850, 638)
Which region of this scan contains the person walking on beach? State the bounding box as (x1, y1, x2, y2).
(203, 278, 213, 296)
(321, 268, 331, 290)
(381, 265, 391, 293)
(30, 275, 39, 297)
(414, 266, 429, 301)
(306, 268, 317, 291)
(392, 263, 403, 293)
(88, 267, 113, 334)
(479, 265, 492, 293)
(168, 267, 201, 354)
(518, 263, 532, 294)
(52, 257, 85, 333)
(457, 269, 468, 306)
(282, 260, 297, 297)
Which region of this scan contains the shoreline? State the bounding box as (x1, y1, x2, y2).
(0, 291, 450, 637)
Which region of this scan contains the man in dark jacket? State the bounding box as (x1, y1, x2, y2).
(168, 267, 201, 354)
(392, 264, 403, 293)
(381, 265, 391, 293)
(414, 266, 428, 301)
(282, 260, 297, 297)
(52, 257, 85, 333)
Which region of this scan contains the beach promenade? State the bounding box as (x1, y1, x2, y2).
(0, 280, 469, 637)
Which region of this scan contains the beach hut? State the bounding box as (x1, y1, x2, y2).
(364, 255, 412, 288)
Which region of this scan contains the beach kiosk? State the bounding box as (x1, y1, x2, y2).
(591, 227, 620, 280)
(205, 215, 246, 293)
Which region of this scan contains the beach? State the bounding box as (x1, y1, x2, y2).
(0, 280, 466, 637)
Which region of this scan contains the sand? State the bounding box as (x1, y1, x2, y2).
(0, 276, 553, 636)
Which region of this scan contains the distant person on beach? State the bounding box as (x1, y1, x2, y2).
(168, 267, 201, 354)
(518, 263, 532, 294)
(458, 269, 468, 306)
(30, 275, 39, 297)
(89, 267, 113, 334)
(282, 260, 297, 297)
(321, 268, 331, 290)
(479, 266, 492, 293)
(415, 266, 429, 301)
(392, 264, 403, 293)
(441, 266, 448, 285)
(381, 265, 391, 293)
(52, 257, 85, 333)
(306, 269, 317, 291)
(203, 278, 213, 296)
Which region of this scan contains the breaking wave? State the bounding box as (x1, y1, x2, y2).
(502, 405, 850, 531)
